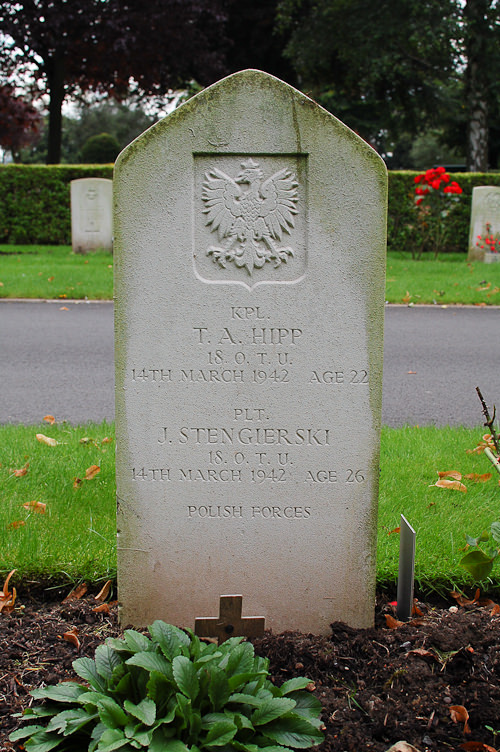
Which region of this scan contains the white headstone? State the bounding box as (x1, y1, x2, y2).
(114, 70, 387, 634)
(468, 185, 500, 261)
(70, 178, 113, 253)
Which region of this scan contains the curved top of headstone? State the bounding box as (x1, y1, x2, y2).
(116, 69, 386, 177)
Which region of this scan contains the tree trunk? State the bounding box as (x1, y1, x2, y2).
(46, 55, 65, 164)
(465, 0, 490, 172)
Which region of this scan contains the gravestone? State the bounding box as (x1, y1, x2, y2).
(468, 185, 500, 262)
(70, 178, 113, 253)
(114, 70, 387, 634)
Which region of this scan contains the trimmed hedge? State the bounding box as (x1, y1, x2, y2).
(1, 164, 500, 250)
(0, 165, 112, 244)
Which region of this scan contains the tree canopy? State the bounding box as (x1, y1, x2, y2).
(0, 0, 228, 163)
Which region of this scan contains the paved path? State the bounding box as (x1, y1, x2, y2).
(0, 301, 498, 426)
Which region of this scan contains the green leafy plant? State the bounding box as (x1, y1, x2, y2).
(10, 622, 324, 752)
(412, 166, 463, 258)
(460, 522, 500, 581)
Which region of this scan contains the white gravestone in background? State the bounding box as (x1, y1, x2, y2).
(114, 70, 387, 634)
(468, 185, 500, 262)
(70, 178, 113, 253)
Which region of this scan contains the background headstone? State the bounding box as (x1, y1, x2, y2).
(71, 178, 113, 253)
(468, 185, 500, 261)
(114, 70, 387, 634)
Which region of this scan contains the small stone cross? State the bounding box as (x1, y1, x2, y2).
(194, 594, 265, 644)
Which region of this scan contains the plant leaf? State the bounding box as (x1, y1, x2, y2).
(97, 697, 129, 729)
(23, 730, 62, 752)
(149, 621, 190, 660)
(204, 720, 238, 747)
(262, 715, 324, 748)
(73, 656, 107, 691)
(460, 550, 495, 581)
(208, 666, 231, 710)
(127, 651, 173, 676)
(173, 654, 200, 700)
(123, 697, 156, 726)
(252, 698, 297, 726)
(95, 643, 123, 680)
(31, 682, 87, 703)
(280, 678, 313, 695)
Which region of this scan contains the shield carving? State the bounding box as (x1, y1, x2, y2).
(194, 155, 307, 290)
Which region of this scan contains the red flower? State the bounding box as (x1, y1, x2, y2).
(443, 181, 462, 194)
(414, 174, 424, 184)
(436, 166, 446, 174)
(431, 179, 441, 190)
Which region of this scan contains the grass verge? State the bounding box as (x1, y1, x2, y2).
(0, 245, 113, 300)
(386, 252, 500, 305)
(1, 246, 500, 305)
(0, 422, 498, 596)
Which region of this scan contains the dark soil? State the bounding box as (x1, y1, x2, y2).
(2, 589, 500, 752)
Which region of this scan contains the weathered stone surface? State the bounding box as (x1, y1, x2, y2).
(468, 185, 500, 261)
(71, 178, 113, 253)
(114, 70, 387, 634)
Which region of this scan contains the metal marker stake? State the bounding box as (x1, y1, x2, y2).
(396, 514, 416, 621)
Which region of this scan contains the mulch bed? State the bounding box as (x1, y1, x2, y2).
(2, 588, 500, 752)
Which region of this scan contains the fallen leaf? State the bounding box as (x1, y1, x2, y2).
(491, 603, 500, 615)
(59, 293, 67, 298)
(385, 614, 404, 629)
(388, 526, 401, 535)
(449, 705, 471, 734)
(101, 437, 112, 444)
(467, 435, 496, 455)
(43, 415, 56, 425)
(95, 580, 112, 602)
(36, 433, 58, 447)
(438, 470, 462, 480)
(451, 589, 481, 607)
(61, 627, 80, 650)
(402, 291, 412, 304)
(22, 500, 46, 514)
(385, 742, 421, 752)
(305, 682, 316, 692)
(10, 462, 29, 477)
(62, 583, 88, 602)
(412, 601, 423, 617)
(408, 648, 437, 660)
(407, 371, 417, 374)
(460, 742, 497, 751)
(92, 603, 110, 613)
(433, 478, 467, 492)
(85, 465, 100, 480)
(0, 570, 17, 614)
(8, 520, 25, 529)
(59, 306, 69, 311)
(463, 473, 492, 482)
(73, 477, 83, 489)
(47, 276, 54, 282)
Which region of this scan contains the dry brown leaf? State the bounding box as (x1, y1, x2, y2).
(59, 307, 69, 311)
(73, 477, 83, 489)
(95, 580, 112, 602)
(10, 462, 29, 477)
(463, 473, 492, 482)
(47, 276, 55, 282)
(433, 478, 467, 492)
(36, 433, 58, 447)
(85, 465, 100, 480)
(0, 569, 17, 614)
(449, 705, 471, 734)
(437, 470, 462, 480)
(101, 436, 112, 444)
(92, 603, 110, 613)
(43, 415, 56, 425)
(402, 291, 412, 304)
(305, 682, 316, 692)
(62, 583, 88, 602)
(388, 526, 400, 536)
(61, 627, 80, 650)
(408, 648, 437, 660)
(22, 500, 46, 514)
(385, 614, 404, 629)
(451, 589, 481, 607)
(8, 520, 25, 530)
(460, 741, 498, 751)
(466, 435, 496, 455)
(412, 602, 424, 617)
(491, 603, 500, 615)
(385, 743, 421, 752)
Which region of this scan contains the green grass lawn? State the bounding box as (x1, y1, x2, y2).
(1, 422, 498, 596)
(1, 246, 500, 304)
(0, 245, 113, 300)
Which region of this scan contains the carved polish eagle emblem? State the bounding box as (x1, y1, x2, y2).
(201, 159, 299, 276)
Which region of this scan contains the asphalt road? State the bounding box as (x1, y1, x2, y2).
(0, 300, 498, 426)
